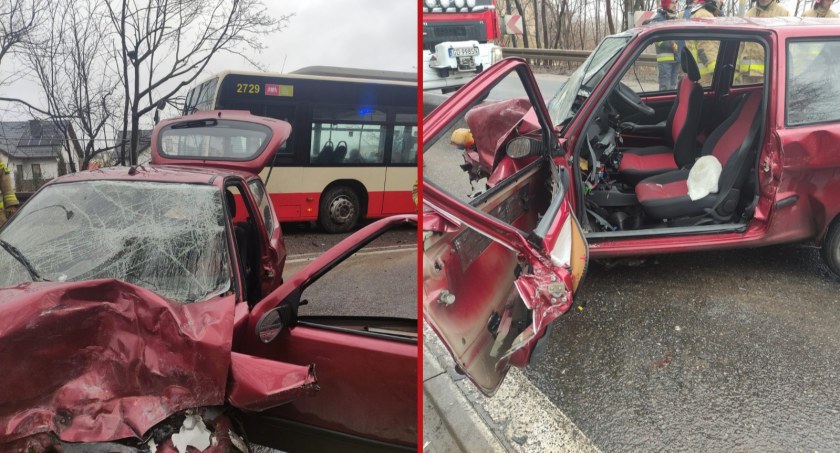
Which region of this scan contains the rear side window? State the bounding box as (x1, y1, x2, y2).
(786, 40, 840, 126)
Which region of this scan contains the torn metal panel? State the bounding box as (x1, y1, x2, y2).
(227, 352, 319, 412)
(0, 280, 235, 444)
(464, 97, 532, 173)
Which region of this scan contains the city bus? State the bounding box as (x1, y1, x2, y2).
(182, 67, 417, 233)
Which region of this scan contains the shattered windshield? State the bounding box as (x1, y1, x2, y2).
(548, 33, 634, 127)
(0, 181, 230, 303)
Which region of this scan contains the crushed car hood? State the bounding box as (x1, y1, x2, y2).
(0, 279, 235, 444)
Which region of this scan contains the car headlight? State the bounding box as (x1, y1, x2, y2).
(454, 0, 465, 8)
(466, 0, 476, 7)
(439, 0, 451, 8)
(424, 0, 436, 8)
(492, 46, 503, 64)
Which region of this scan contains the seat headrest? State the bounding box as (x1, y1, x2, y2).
(681, 47, 701, 83)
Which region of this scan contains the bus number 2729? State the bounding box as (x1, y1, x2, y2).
(235, 83, 260, 94)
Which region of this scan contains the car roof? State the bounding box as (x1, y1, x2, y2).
(46, 164, 254, 188)
(642, 16, 840, 37)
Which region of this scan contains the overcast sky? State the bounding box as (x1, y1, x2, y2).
(0, 0, 417, 122)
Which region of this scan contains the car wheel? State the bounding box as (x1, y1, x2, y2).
(821, 219, 840, 278)
(318, 186, 361, 233)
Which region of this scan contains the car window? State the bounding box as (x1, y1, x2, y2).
(424, 70, 536, 204)
(248, 179, 276, 235)
(787, 40, 840, 126)
(293, 230, 416, 321)
(620, 39, 722, 95)
(620, 42, 682, 93)
(733, 41, 766, 87)
(0, 181, 230, 303)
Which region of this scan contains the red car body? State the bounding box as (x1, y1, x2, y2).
(0, 111, 417, 451)
(424, 18, 840, 394)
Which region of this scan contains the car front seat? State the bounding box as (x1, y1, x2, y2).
(618, 47, 704, 185)
(634, 91, 762, 221)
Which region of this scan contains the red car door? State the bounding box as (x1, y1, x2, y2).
(423, 59, 589, 395)
(238, 215, 418, 452)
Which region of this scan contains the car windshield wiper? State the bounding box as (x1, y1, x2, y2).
(0, 239, 46, 282)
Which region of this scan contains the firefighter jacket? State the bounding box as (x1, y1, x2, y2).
(802, 6, 839, 17)
(685, 7, 718, 84)
(645, 9, 679, 64)
(738, 1, 790, 81)
(0, 162, 19, 226)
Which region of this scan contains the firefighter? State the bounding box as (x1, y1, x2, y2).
(685, 0, 723, 86)
(802, 0, 838, 17)
(644, 0, 680, 91)
(0, 162, 20, 226)
(736, 0, 789, 85)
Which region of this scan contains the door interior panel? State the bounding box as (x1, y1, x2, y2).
(424, 162, 551, 393)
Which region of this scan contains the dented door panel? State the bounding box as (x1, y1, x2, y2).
(424, 161, 586, 395)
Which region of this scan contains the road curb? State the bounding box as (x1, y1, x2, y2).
(423, 344, 507, 452)
(423, 326, 600, 453)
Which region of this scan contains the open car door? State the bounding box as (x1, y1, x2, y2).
(238, 215, 418, 452)
(423, 59, 589, 395)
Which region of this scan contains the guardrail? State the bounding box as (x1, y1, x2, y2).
(501, 48, 657, 65)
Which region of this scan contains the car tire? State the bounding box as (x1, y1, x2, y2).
(318, 186, 361, 233)
(821, 219, 840, 278)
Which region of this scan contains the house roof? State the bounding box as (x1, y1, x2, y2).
(0, 120, 65, 160)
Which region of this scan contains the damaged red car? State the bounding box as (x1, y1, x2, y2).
(0, 111, 417, 452)
(424, 19, 840, 394)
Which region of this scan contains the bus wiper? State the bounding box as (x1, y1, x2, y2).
(0, 239, 46, 282)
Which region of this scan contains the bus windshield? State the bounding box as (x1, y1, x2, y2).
(183, 77, 220, 114)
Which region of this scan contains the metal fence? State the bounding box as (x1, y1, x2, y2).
(501, 48, 657, 66)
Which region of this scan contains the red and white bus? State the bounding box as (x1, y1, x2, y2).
(183, 67, 417, 232)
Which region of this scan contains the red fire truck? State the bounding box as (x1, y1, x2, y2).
(422, 0, 503, 93)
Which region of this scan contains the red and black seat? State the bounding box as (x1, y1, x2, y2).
(619, 48, 704, 184)
(635, 91, 762, 221)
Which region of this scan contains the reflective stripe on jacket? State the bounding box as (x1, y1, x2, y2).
(685, 7, 718, 81)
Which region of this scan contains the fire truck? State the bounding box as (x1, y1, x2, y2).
(422, 0, 503, 93)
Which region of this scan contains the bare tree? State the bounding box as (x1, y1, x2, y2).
(532, 0, 542, 49)
(540, 0, 551, 49)
(0, 0, 51, 114)
(104, 0, 291, 165)
(605, 0, 616, 35)
(0, 0, 43, 78)
(512, 0, 530, 48)
(24, 0, 118, 172)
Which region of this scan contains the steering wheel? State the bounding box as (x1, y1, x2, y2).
(613, 82, 655, 117)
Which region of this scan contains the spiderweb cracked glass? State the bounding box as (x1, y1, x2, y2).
(0, 180, 230, 303)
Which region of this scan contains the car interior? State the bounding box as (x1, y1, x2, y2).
(572, 36, 767, 237)
(225, 184, 263, 304)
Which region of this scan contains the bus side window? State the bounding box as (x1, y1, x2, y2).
(310, 106, 387, 165)
(390, 125, 417, 164)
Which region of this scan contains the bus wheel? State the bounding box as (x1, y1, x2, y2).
(319, 186, 361, 233)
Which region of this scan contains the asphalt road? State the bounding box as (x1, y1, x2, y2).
(525, 245, 840, 452)
(281, 224, 417, 320)
(281, 221, 416, 255)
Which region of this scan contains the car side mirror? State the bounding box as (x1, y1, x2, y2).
(506, 136, 543, 159)
(255, 290, 304, 343)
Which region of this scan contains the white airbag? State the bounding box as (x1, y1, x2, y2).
(687, 155, 722, 201)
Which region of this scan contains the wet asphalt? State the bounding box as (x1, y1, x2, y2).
(525, 243, 840, 452)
